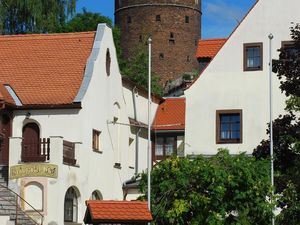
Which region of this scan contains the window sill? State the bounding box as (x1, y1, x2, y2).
(93, 149, 103, 154)
(114, 163, 122, 169)
(244, 68, 263, 72)
(64, 222, 82, 225)
(63, 162, 80, 168)
(217, 141, 242, 144)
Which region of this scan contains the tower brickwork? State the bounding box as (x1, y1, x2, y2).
(115, 0, 201, 86)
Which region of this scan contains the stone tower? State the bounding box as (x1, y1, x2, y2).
(115, 0, 201, 86)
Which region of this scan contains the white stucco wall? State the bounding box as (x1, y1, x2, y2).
(185, 0, 300, 155)
(8, 24, 139, 225)
(122, 85, 159, 173)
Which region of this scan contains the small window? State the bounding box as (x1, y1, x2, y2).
(91, 190, 102, 200)
(127, 16, 132, 23)
(216, 110, 242, 144)
(106, 49, 111, 76)
(156, 15, 161, 22)
(187, 55, 190, 62)
(139, 35, 143, 43)
(64, 187, 78, 222)
(169, 32, 175, 45)
(185, 16, 190, 23)
(159, 53, 164, 60)
(244, 43, 263, 71)
(154, 136, 176, 160)
(93, 130, 101, 151)
(129, 137, 134, 146)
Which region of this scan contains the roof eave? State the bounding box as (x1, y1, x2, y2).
(15, 102, 82, 110)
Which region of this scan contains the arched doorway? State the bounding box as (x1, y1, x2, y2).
(0, 113, 11, 165)
(22, 123, 44, 162)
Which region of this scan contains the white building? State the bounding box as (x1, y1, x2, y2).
(0, 24, 159, 225)
(185, 0, 300, 156)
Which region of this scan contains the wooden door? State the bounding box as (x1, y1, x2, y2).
(0, 114, 11, 165)
(22, 123, 42, 162)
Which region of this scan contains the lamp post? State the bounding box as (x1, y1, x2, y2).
(268, 33, 275, 225)
(147, 37, 152, 213)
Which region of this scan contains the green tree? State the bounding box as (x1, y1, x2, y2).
(120, 43, 163, 95)
(63, 9, 126, 82)
(140, 150, 272, 225)
(0, 0, 76, 34)
(64, 8, 122, 60)
(253, 24, 300, 224)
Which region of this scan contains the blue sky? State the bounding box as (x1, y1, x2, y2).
(76, 0, 257, 39)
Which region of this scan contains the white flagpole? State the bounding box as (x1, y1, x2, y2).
(147, 37, 152, 213)
(268, 33, 275, 225)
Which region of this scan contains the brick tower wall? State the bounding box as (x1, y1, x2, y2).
(115, 0, 201, 86)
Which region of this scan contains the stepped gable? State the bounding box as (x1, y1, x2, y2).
(0, 32, 95, 106)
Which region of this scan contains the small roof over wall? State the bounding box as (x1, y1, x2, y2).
(152, 98, 185, 131)
(84, 200, 153, 224)
(196, 38, 227, 59)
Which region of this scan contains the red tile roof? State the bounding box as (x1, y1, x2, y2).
(84, 200, 153, 223)
(196, 38, 227, 58)
(153, 98, 185, 130)
(0, 32, 95, 106)
(0, 83, 15, 106)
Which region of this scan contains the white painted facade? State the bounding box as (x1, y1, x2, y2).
(6, 24, 156, 225)
(122, 81, 160, 174)
(185, 0, 300, 155)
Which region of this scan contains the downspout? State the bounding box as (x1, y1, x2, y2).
(132, 87, 140, 174)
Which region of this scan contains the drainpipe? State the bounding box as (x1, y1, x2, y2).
(132, 86, 140, 174)
(135, 128, 141, 175)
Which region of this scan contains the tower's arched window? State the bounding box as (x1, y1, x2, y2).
(127, 16, 132, 23)
(185, 16, 190, 23)
(64, 187, 78, 222)
(169, 32, 175, 45)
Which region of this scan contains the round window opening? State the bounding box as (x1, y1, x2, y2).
(106, 49, 111, 76)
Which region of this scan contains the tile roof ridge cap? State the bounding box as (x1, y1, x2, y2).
(199, 38, 227, 41)
(164, 97, 186, 100)
(87, 200, 147, 204)
(0, 31, 96, 40)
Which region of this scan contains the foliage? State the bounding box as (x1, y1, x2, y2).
(63, 8, 122, 60)
(64, 8, 112, 32)
(140, 150, 272, 225)
(253, 24, 300, 224)
(0, 0, 76, 34)
(120, 43, 163, 96)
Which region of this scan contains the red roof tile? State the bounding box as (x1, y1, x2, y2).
(196, 38, 227, 58)
(0, 32, 95, 106)
(153, 98, 185, 130)
(84, 200, 153, 223)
